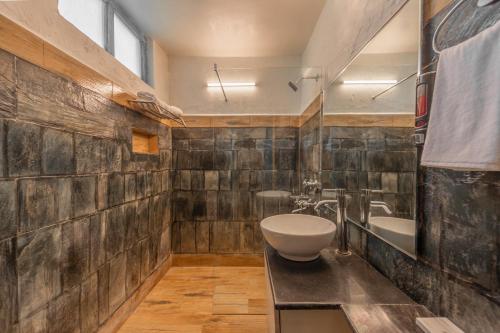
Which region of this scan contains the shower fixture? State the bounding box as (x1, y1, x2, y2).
(288, 74, 321, 92)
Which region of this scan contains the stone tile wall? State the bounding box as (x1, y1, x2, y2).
(299, 112, 321, 191)
(171, 127, 298, 254)
(322, 126, 416, 220)
(0, 49, 172, 333)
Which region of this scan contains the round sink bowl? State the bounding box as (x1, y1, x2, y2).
(260, 214, 336, 262)
(369, 217, 415, 254)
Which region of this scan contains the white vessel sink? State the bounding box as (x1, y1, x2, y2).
(369, 217, 415, 254)
(260, 214, 336, 262)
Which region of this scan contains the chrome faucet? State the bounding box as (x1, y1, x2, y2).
(314, 189, 350, 256)
(302, 176, 321, 194)
(360, 189, 393, 226)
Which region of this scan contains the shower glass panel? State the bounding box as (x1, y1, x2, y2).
(321, 0, 419, 256)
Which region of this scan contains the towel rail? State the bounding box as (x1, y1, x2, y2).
(432, 0, 499, 55)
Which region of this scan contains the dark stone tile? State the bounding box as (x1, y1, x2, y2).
(191, 150, 214, 170)
(214, 150, 234, 170)
(237, 149, 263, 169)
(7, 120, 42, 177)
(0, 180, 16, 241)
(75, 134, 101, 174)
(367, 172, 382, 189)
(97, 263, 109, 324)
(173, 139, 189, 150)
(124, 173, 137, 202)
(366, 151, 416, 172)
(108, 173, 124, 206)
(0, 120, 4, 177)
(204, 170, 219, 190)
(136, 171, 149, 199)
(341, 139, 366, 150)
(47, 287, 80, 333)
(240, 222, 254, 253)
(180, 221, 196, 253)
(137, 198, 150, 239)
(89, 213, 106, 274)
(0, 239, 17, 332)
(126, 244, 141, 296)
(41, 128, 74, 175)
(218, 191, 234, 221)
(256, 139, 272, 149)
(233, 138, 255, 149)
(190, 139, 214, 150)
(192, 191, 207, 222)
(152, 171, 162, 195)
(278, 149, 296, 170)
(172, 128, 213, 140)
(140, 238, 151, 281)
(97, 174, 109, 210)
(161, 170, 170, 192)
(122, 202, 138, 249)
(80, 273, 98, 333)
(17, 59, 84, 111)
(180, 170, 191, 190)
(105, 206, 125, 259)
(159, 149, 172, 170)
(100, 139, 122, 173)
(17, 226, 62, 319)
(148, 232, 161, 269)
(195, 222, 210, 253)
(72, 176, 96, 217)
(381, 172, 398, 193)
(398, 173, 414, 194)
(109, 253, 126, 314)
(440, 276, 500, 333)
(19, 307, 47, 333)
(175, 150, 191, 169)
(215, 138, 232, 150)
(174, 191, 193, 221)
(210, 222, 240, 253)
(159, 228, 170, 261)
(236, 191, 252, 221)
(0, 68, 16, 118)
(191, 170, 204, 190)
(61, 218, 90, 291)
(274, 127, 297, 139)
(219, 171, 232, 191)
(19, 178, 71, 232)
(148, 195, 163, 234)
(206, 191, 218, 221)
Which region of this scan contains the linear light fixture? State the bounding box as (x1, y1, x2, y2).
(207, 82, 256, 87)
(342, 80, 397, 85)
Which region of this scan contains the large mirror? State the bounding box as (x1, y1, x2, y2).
(322, 0, 419, 256)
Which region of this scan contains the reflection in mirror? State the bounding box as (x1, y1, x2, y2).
(321, 0, 419, 256)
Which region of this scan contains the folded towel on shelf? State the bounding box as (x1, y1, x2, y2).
(166, 105, 184, 117)
(137, 91, 156, 102)
(421, 21, 500, 171)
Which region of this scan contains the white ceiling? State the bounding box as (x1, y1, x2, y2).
(115, 0, 326, 57)
(362, 0, 419, 54)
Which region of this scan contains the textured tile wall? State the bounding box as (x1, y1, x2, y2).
(348, 2, 500, 332)
(171, 127, 298, 254)
(322, 126, 416, 220)
(0, 49, 172, 333)
(299, 112, 321, 190)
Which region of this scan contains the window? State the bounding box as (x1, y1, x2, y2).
(58, 0, 150, 83)
(58, 0, 105, 47)
(114, 14, 143, 77)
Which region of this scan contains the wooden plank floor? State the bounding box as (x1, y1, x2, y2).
(118, 267, 268, 333)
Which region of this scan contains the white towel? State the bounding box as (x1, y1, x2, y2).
(421, 21, 500, 171)
(136, 91, 184, 118)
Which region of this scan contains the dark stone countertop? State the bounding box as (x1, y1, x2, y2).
(266, 246, 415, 309)
(265, 246, 433, 332)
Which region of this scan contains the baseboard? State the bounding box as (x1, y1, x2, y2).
(98, 255, 173, 333)
(172, 253, 264, 267)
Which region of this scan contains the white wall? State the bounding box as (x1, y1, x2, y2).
(152, 41, 170, 102)
(300, 0, 407, 111)
(0, 0, 170, 101)
(324, 53, 417, 114)
(169, 56, 302, 115)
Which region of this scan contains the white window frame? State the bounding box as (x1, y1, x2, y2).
(58, 0, 153, 85)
